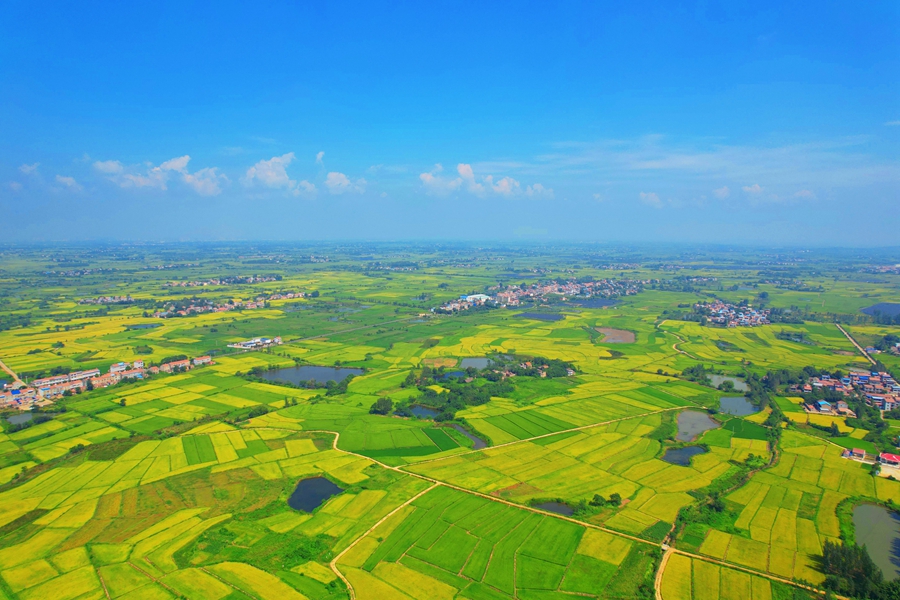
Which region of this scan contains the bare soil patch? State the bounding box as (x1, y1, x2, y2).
(422, 357, 458, 368)
(595, 327, 635, 343)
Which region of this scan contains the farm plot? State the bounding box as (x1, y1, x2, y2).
(692, 429, 900, 585)
(660, 553, 808, 600)
(337, 485, 658, 600)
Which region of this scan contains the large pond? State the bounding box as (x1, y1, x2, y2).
(6, 413, 33, 425)
(127, 323, 162, 330)
(719, 397, 759, 416)
(662, 446, 708, 466)
(460, 358, 493, 369)
(533, 501, 574, 516)
(288, 477, 344, 513)
(261, 365, 363, 386)
(854, 504, 900, 579)
(709, 375, 749, 392)
(439, 370, 466, 381)
(410, 405, 439, 419)
(862, 303, 900, 318)
(515, 312, 565, 322)
(450, 424, 487, 450)
(676, 411, 719, 442)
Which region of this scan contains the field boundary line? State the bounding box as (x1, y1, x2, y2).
(127, 561, 180, 597)
(199, 566, 261, 599)
(835, 323, 876, 365)
(97, 570, 112, 600)
(329, 482, 440, 600)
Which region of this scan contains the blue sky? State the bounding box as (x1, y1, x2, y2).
(1, 1, 898, 245)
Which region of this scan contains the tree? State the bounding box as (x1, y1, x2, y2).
(370, 397, 393, 415)
(608, 492, 622, 506)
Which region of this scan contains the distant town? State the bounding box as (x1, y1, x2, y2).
(164, 275, 281, 287)
(433, 278, 645, 313)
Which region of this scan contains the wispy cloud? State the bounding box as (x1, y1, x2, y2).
(96, 155, 226, 196)
(418, 163, 548, 199)
(639, 191, 662, 208)
(886, 120, 900, 126)
(8, 182, 22, 192)
(742, 183, 763, 194)
(19, 163, 39, 175)
(526, 183, 554, 198)
(55, 175, 82, 191)
(713, 185, 730, 199)
(794, 189, 816, 199)
(325, 172, 366, 195)
(316, 151, 325, 165)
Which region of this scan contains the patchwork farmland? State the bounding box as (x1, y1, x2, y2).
(0, 244, 897, 599)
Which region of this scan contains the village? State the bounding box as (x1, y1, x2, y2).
(694, 299, 771, 327)
(0, 354, 213, 410)
(152, 291, 304, 318)
(164, 275, 281, 287)
(433, 278, 646, 313)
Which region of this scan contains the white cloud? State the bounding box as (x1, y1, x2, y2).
(742, 183, 763, 194)
(639, 191, 662, 208)
(316, 151, 325, 165)
(794, 189, 816, 199)
(457, 163, 485, 195)
(295, 180, 317, 197)
(526, 183, 554, 198)
(19, 163, 39, 175)
(9, 182, 22, 192)
(183, 168, 228, 196)
(420, 164, 462, 196)
(96, 155, 227, 195)
(93, 160, 124, 174)
(325, 172, 366, 195)
(886, 120, 900, 126)
(713, 186, 730, 199)
(244, 153, 298, 189)
(488, 175, 521, 196)
(593, 193, 603, 202)
(55, 175, 82, 191)
(158, 155, 190, 173)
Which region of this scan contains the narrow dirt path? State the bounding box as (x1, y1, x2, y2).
(835, 323, 876, 365)
(654, 546, 672, 600)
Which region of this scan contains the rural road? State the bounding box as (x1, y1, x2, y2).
(835, 323, 876, 366)
(0, 357, 22, 385)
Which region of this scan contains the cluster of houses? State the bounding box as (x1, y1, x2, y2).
(695, 300, 771, 327)
(0, 355, 213, 410)
(797, 371, 900, 412)
(78, 295, 135, 305)
(153, 291, 303, 318)
(164, 275, 279, 287)
(434, 279, 646, 313)
(227, 336, 282, 350)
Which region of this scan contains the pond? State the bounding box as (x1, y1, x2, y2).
(719, 397, 759, 416)
(287, 477, 344, 513)
(676, 411, 719, 442)
(127, 323, 162, 330)
(709, 374, 748, 392)
(410, 405, 439, 419)
(438, 371, 465, 380)
(6, 413, 33, 425)
(515, 312, 565, 322)
(533, 502, 574, 516)
(261, 365, 364, 386)
(662, 446, 708, 466)
(460, 358, 493, 369)
(854, 504, 900, 579)
(449, 424, 487, 450)
(595, 328, 635, 343)
(862, 303, 900, 318)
